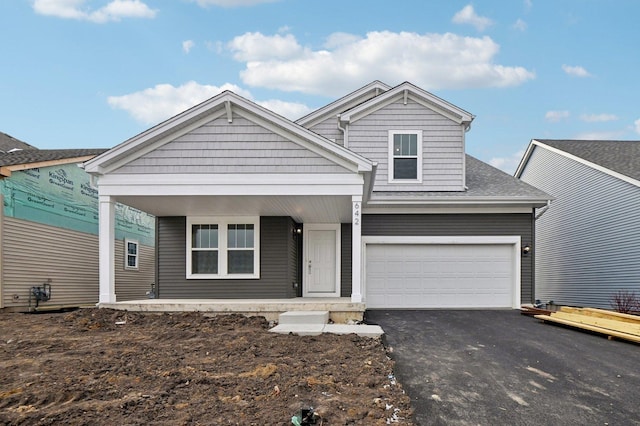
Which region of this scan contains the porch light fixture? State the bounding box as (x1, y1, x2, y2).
(293, 227, 302, 236)
(522, 245, 531, 255)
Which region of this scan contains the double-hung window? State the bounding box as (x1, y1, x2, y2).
(124, 239, 139, 270)
(388, 130, 423, 183)
(187, 217, 260, 279)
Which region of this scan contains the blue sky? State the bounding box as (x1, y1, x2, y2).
(2, 0, 639, 173)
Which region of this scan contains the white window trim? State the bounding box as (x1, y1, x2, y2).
(186, 216, 260, 280)
(124, 239, 139, 270)
(388, 130, 423, 183)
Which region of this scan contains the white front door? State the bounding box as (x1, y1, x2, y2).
(304, 224, 341, 297)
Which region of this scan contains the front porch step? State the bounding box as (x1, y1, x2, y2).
(270, 310, 384, 338)
(278, 310, 329, 325)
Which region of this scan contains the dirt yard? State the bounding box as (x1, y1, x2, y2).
(0, 308, 414, 425)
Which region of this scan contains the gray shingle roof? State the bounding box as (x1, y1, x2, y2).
(0, 149, 108, 167)
(370, 154, 552, 204)
(0, 131, 37, 153)
(535, 139, 640, 182)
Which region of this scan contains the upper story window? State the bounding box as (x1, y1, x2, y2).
(186, 216, 260, 279)
(388, 130, 423, 183)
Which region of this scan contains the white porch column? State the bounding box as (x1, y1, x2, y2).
(99, 195, 116, 303)
(351, 195, 363, 303)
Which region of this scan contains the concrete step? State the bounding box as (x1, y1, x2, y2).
(269, 323, 384, 338)
(278, 310, 329, 325)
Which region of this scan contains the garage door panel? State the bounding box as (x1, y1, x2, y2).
(365, 243, 515, 309)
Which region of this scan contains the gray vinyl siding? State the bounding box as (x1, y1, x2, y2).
(519, 146, 640, 309)
(115, 240, 156, 301)
(1, 217, 154, 309)
(348, 99, 465, 192)
(362, 214, 535, 304)
(113, 115, 349, 175)
(341, 223, 352, 297)
(157, 216, 299, 298)
(308, 117, 343, 146)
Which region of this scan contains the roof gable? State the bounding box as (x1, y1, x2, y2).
(84, 91, 374, 176)
(516, 139, 640, 186)
(295, 80, 391, 128)
(1, 149, 107, 178)
(339, 82, 474, 126)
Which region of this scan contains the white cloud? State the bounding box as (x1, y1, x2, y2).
(524, 0, 533, 11)
(573, 130, 626, 140)
(190, 0, 279, 7)
(545, 110, 570, 122)
(107, 81, 310, 124)
(228, 32, 303, 61)
(635, 118, 640, 134)
(228, 31, 535, 96)
(33, 0, 156, 23)
(256, 99, 312, 120)
(513, 19, 527, 31)
(580, 113, 618, 123)
(562, 64, 591, 77)
(489, 150, 525, 174)
(182, 40, 195, 54)
(452, 5, 494, 32)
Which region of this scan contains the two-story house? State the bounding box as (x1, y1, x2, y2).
(84, 81, 550, 314)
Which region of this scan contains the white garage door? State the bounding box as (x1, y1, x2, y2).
(365, 243, 516, 309)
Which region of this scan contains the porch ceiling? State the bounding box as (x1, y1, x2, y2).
(115, 194, 353, 223)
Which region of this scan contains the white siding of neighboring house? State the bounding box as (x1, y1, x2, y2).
(519, 146, 640, 309)
(1, 217, 154, 310)
(112, 115, 351, 175)
(347, 99, 465, 192)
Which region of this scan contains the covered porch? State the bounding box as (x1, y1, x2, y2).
(98, 297, 366, 323)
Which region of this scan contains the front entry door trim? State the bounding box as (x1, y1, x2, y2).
(303, 224, 341, 297)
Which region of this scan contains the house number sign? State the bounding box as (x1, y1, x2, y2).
(353, 202, 361, 226)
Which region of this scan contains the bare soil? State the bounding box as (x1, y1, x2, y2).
(0, 308, 413, 425)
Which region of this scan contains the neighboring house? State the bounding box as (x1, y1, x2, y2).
(516, 139, 640, 309)
(84, 81, 550, 310)
(0, 146, 156, 311)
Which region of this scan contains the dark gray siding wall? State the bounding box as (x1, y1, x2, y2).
(341, 224, 352, 297)
(157, 216, 298, 298)
(362, 214, 535, 304)
(520, 146, 640, 308)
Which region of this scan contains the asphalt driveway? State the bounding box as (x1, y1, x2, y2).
(365, 310, 640, 426)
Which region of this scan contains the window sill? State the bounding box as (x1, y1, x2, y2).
(186, 274, 260, 280)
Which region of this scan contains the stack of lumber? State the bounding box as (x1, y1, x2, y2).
(534, 306, 640, 343)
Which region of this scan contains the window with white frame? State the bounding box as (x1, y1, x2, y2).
(388, 130, 422, 183)
(186, 217, 260, 279)
(124, 239, 139, 270)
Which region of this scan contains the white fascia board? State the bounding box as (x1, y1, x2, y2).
(365, 197, 549, 207)
(233, 108, 373, 173)
(528, 140, 640, 188)
(97, 173, 365, 196)
(340, 82, 474, 125)
(296, 81, 391, 127)
(513, 139, 537, 178)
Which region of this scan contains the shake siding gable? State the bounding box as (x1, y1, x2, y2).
(347, 99, 464, 191)
(308, 118, 343, 146)
(519, 146, 640, 309)
(112, 115, 351, 175)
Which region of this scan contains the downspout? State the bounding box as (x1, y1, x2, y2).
(535, 200, 551, 220)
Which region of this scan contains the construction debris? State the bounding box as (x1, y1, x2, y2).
(534, 306, 640, 343)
